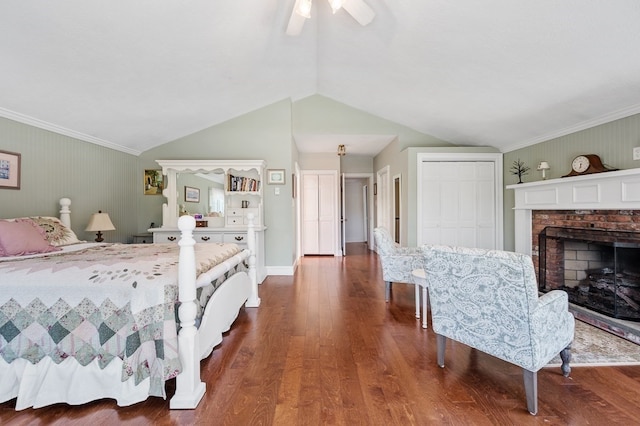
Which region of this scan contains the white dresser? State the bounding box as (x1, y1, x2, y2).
(150, 159, 268, 283)
(152, 226, 266, 283)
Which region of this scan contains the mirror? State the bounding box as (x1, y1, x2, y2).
(155, 159, 266, 229)
(176, 171, 225, 217)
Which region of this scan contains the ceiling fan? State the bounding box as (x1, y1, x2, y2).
(286, 0, 375, 36)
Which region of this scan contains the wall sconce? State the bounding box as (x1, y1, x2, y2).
(337, 144, 346, 156)
(85, 210, 116, 242)
(537, 161, 550, 180)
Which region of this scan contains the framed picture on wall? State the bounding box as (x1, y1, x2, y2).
(185, 186, 200, 203)
(144, 169, 164, 195)
(0, 149, 21, 190)
(267, 169, 285, 185)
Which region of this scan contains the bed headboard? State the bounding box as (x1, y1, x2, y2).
(59, 198, 71, 228)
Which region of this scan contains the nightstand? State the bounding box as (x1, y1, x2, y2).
(132, 233, 153, 244)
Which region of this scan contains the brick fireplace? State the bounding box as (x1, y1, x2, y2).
(508, 169, 640, 343)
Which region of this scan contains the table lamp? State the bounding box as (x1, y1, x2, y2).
(85, 211, 116, 242)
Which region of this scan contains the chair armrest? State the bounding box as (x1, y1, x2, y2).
(536, 289, 567, 310)
(529, 290, 575, 369)
(531, 290, 570, 328)
(380, 251, 424, 283)
(394, 246, 421, 256)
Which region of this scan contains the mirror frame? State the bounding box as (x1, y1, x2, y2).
(156, 159, 266, 228)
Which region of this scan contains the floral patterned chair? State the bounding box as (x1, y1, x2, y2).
(421, 245, 574, 415)
(374, 227, 423, 321)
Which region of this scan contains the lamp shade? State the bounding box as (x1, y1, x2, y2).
(537, 161, 550, 170)
(86, 211, 115, 242)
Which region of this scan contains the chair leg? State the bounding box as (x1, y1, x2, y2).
(560, 345, 571, 377)
(385, 281, 391, 302)
(422, 288, 428, 329)
(523, 369, 538, 415)
(415, 284, 420, 319)
(436, 334, 446, 367)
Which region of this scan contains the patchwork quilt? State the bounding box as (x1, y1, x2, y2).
(0, 243, 244, 398)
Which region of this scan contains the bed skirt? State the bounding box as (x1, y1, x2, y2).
(0, 357, 152, 410)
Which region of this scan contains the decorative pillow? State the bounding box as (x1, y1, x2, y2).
(0, 219, 62, 256)
(28, 216, 83, 246)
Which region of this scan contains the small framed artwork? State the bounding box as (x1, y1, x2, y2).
(185, 186, 200, 203)
(0, 149, 21, 190)
(144, 169, 164, 195)
(267, 169, 286, 185)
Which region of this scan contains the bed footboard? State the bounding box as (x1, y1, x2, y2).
(170, 214, 259, 409)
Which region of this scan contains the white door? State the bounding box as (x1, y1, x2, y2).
(420, 161, 497, 249)
(341, 173, 346, 255)
(301, 171, 337, 255)
(302, 174, 320, 254)
(376, 165, 392, 232)
(318, 174, 336, 254)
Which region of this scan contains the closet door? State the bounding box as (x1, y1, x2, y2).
(317, 174, 336, 253)
(302, 172, 337, 255)
(420, 161, 497, 249)
(302, 174, 320, 254)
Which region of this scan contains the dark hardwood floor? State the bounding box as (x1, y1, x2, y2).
(2, 242, 640, 425)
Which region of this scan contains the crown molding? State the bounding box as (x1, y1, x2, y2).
(0, 107, 141, 156)
(503, 103, 640, 153)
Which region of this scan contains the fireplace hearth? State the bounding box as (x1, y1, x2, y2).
(539, 227, 640, 321)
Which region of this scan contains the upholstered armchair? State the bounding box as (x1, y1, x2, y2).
(374, 227, 423, 320)
(421, 245, 574, 415)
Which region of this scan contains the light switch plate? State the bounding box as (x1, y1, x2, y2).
(634, 147, 640, 160)
(275, 187, 280, 195)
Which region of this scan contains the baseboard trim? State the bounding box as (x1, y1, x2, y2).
(266, 265, 295, 276)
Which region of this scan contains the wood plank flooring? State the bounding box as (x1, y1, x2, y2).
(2, 242, 640, 425)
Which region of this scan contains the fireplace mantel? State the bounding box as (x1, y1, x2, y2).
(508, 168, 640, 255)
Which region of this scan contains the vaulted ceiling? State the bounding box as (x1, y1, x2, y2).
(2, 1, 640, 156)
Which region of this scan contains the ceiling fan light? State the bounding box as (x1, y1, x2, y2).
(296, 0, 312, 19)
(329, 0, 345, 14)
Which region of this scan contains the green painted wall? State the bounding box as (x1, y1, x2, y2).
(503, 113, 640, 251)
(0, 117, 138, 243)
(140, 99, 295, 267)
(8, 94, 635, 267)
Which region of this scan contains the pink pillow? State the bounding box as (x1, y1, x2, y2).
(0, 219, 62, 256)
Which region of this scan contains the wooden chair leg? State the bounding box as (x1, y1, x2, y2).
(436, 334, 446, 367)
(560, 345, 571, 377)
(385, 281, 391, 302)
(523, 369, 538, 415)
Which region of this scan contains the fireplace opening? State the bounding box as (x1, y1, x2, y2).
(539, 227, 640, 321)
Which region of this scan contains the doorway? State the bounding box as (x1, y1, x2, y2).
(393, 174, 401, 244)
(342, 173, 374, 254)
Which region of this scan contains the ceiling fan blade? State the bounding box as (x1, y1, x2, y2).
(342, 0, 375, 26)
(286, 0, 310, 36)
(286, 13, 307, 36)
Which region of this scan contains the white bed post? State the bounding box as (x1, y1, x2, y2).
(245, 213, 260, 308)
(170, 215, 206, 409)
(59, 198, 71, 228)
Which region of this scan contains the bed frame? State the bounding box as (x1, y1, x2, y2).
(9, 198, 259, 409)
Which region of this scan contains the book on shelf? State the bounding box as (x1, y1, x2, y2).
(227, 174, 260, 192)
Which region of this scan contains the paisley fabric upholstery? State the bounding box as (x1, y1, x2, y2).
(374, 227, 423, 285)
(421, 245, 575, 372)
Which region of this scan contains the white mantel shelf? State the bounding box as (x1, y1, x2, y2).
(507, 168, 640, 255)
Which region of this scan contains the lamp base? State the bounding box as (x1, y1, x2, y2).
(94, 231, 104, 243)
